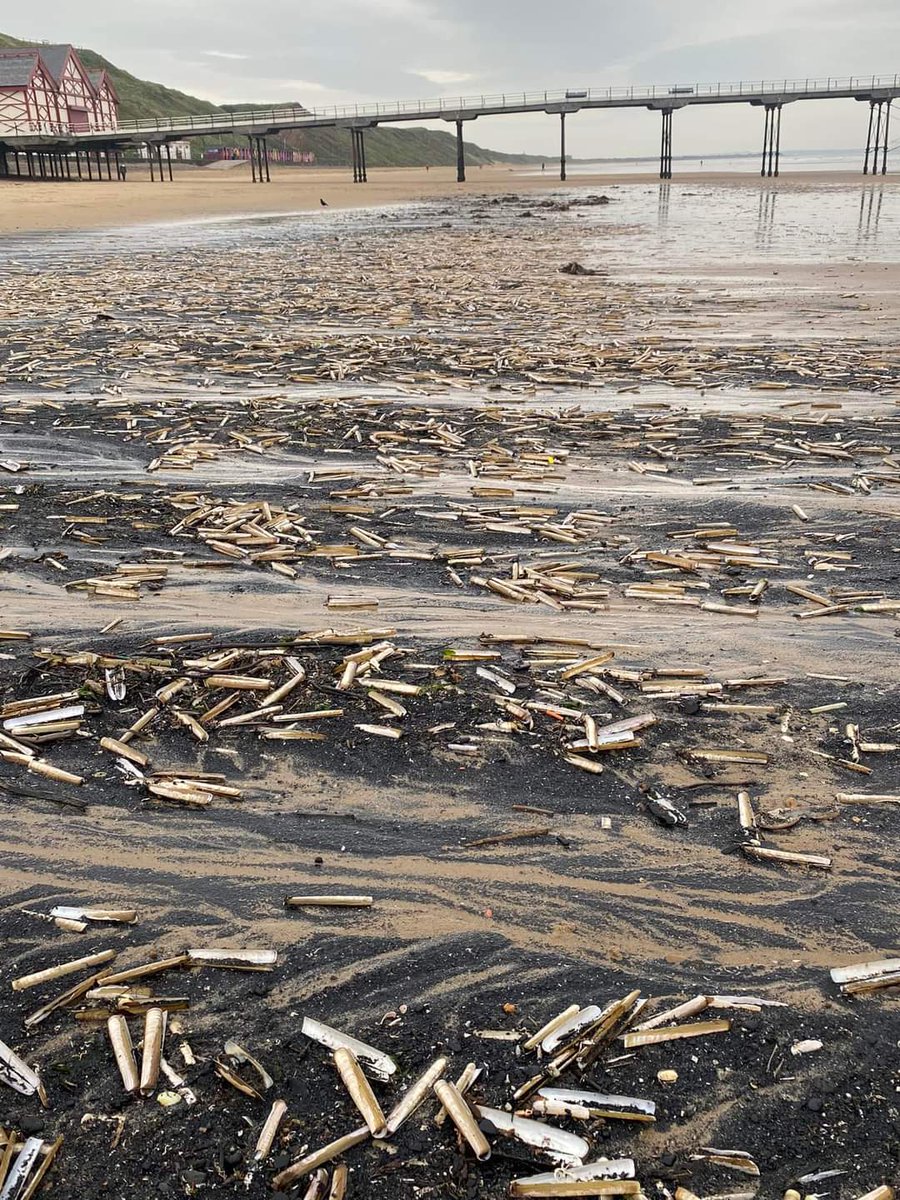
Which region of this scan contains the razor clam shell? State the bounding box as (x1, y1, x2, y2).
(541, 1005, 602, 1053)
(511, 1158, 636, 1186)
(830, 958, 900, 985)
(3, 705, 84, 730)
(0, 1038, 40, 1096)
(536, 1088, 655, 1118)
(301, 1017, 397, 1080)
(50, 906, 137, 924)
(187, 948, 277, 969)
(0, 1137, 43, 1200)
(476, 1105, 589, 1166)
(224, 1039, 274, 1090)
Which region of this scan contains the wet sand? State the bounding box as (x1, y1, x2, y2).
(1, 161, 898, 234)
(1, 181, 898, 1196)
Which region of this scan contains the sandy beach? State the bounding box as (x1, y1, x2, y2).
(1, 175, 899, 1197)
(1, 160, 897, 233)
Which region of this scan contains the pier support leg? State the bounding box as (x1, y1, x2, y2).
(147, 143, 154, 182)
(350, 129, 366, 182)
(761, 106, 771, 176)
(881, 100, 891, 174)
(165, 143, 173, 182)
(64, 154, 71, 179)
(350, 130, 366, 182)
(559, 111, 566, 181)
(761, 104, 782, 177)
(262, 137, 271, 182)
(659, 108, 673, 179)
(0, 148, 7, 178)
(25, 151, 34, 180)
(456, 119, 466, 183)
(105, 150, 112, 180)
(863, 100, 890, 175)
(863, 101, 875, 174)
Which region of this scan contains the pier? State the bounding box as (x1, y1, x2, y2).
(2, 72, 898, 183)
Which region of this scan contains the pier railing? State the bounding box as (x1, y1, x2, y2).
(4, 74, 900, 140)
(110, 74, 900, 136)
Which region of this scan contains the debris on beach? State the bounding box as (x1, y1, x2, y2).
(1, 188, 899, 1199)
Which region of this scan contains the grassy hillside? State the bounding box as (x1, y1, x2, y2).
(0, 33, 220, 120)
(0, 32, 544, 166)
(221, 115, 538, 168)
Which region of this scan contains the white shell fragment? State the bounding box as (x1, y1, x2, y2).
(3, 705, 84, 730)
(535, 1088, 655, 1122)
(187, 948, 277, 970)
(50, 906, 138, 925)
(301, 1017, 397, 1080)
(830, 958, 900, 984)
(790, 1039, 823, 1055)
(0, 1137, 44, 1200)
(476, 1104, 589, 1166)
(0, 1038, 40, 1096)
(541, 1005, 602, 1053)
(509, 1158, 637, 1198)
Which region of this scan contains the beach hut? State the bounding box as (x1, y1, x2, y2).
(0, 50, 61, 135)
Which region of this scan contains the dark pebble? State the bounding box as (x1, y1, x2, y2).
(20, 1115, 44, 1134)
(182, 1169, 206, 1184)
(660, 1151, 677, 1167)
(807, 1096, 824, 1112)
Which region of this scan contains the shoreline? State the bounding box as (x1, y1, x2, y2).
(0, 161, 897, 235)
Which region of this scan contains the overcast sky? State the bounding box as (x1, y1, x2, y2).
(7, 0, 900, 158)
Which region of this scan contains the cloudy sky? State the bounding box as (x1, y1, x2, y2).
(7, 0, 900, 158)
